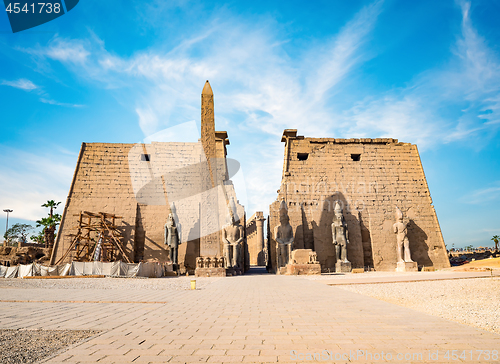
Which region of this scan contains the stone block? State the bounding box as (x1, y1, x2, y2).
(226, 267, 243, 276)
(422, 266, 435, 272)
(396, 261, 418, 272)
(290, 249, 313, 264)
(285, 263, 321, 275)
(195, 267, 226, 277)
(351, 268, 364, 273)
(335, 261, 351, 273)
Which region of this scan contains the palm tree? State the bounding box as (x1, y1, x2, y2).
(36, 215, 61, 249)
(42, 200, 61, 218)
(38, 200, 62, 248)
(492, 235, 499, 251)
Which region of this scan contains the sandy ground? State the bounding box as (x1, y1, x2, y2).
(446, 256, 500, 270)
(0, 329, 99, 364)
(338, 277, 500, 335)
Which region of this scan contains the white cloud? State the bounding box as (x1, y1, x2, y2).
(143, 121, 199, 144)
(40, 98, 84, 108)
(21, 0, 500, 214)
(343, 1, 500, 149)
(14, 1, 386, 214)
(44, 38, 90, 64)
(1, 79, 83, 107)
(463, 181, 500, 205)
(343, 95, 441, 148)
(1, 78, 38, 91)
(136, 107, 160, 136)
(0, 146, 74, 221)
(306, 0, 383, 103)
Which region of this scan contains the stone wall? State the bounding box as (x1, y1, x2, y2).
(0, 246, 51, 266)
(51, 82, 245, 272)
(269, 131, 450, 272)
(246, 212, 266, 266)
(51, 143, 138, 265)
(51, 141, 224, 273)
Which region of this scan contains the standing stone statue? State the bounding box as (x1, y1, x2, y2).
(222, 212, 244, 269)
(164, 213, 181, 268)
(274, 199, 294, 270)
(332, 201, 349, 262)
(332, 201, 351, 272)
(393, 206, 413, 263)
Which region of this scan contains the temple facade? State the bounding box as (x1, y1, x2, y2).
(269, 130, 450, 272)
(51, 82, 245, 274)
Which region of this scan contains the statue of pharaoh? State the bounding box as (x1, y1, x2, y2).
(393, 206, 413, 263)
(331, 201, 349, 263)
(274, 199, 294, 268)
(222, 212, 244, 269)
(164, 212, 181, 267)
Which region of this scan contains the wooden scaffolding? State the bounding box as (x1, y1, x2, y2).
(55, 211, 131, 265)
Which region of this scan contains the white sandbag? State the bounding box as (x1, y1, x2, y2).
(58, 263, 71, 276)
(39, 265, 50, 276)
(5, 266, 18, 278)
(101, 262, 113, 276)
(92, 261, 103, 275)
(19, 264, 34, 278)
(110, 261, 121, 276)
(0, 265, 7, 278)
(121, 262, 140, 277)
(32, 263, 42, 276)
(47, 265, 59, 276)
(71, 261, 85, 276)
(81, 262, 91, 275)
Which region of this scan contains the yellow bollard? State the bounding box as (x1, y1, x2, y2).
(190, 280, 196, 290)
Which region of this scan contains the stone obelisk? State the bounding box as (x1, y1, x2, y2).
(201, 81, 216, 187)
(200, 80, 220, 257)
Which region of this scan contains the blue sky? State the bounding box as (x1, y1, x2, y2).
(0, 0, 499, 249)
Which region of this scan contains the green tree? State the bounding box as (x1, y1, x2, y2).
(492, 235, 499, 251)
(30, 231, 45, 245)
(42, 200, 61, 218)
(3, 223, 33, 245)
(36, 215, 61, 248)
(37, 200, 62, 248)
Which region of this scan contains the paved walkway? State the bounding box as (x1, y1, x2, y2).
(1, 274, 499, 363)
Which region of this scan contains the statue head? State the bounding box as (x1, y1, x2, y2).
(168, 213, 175, 225)
(279, 198, 289, 225)
(334, 201, 343, 220)
(395, 206, 403, 222)
(226, 211, 236, 226)
(229, 196, 239, 217)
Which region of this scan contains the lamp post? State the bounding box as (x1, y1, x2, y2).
(3, 209, 13, 246)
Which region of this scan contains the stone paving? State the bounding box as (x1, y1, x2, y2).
(0, 272, 499, 363)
